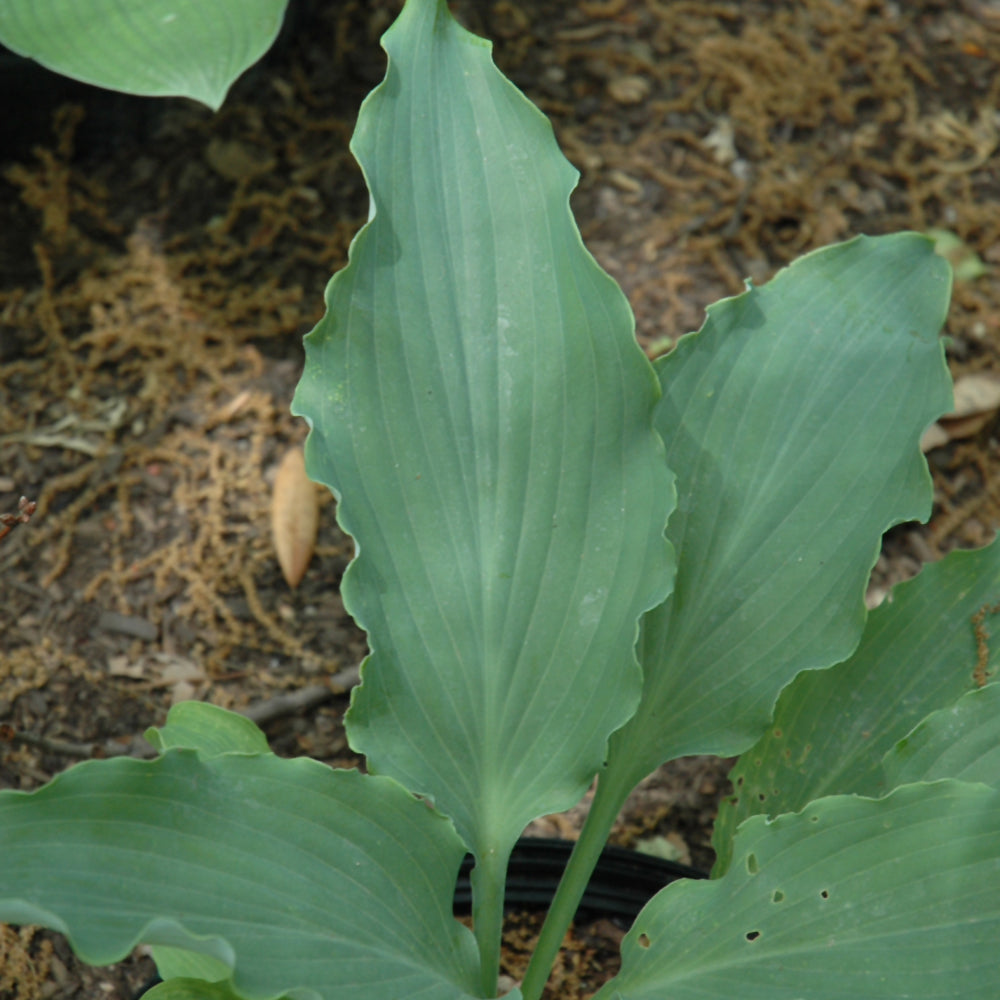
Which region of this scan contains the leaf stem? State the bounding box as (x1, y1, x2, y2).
(519, 768, 632, 1000)
(471, 844, 512, 997)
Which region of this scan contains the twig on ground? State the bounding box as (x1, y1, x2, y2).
(240, 665, 360, 725)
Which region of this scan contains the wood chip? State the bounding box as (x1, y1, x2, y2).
(96, 611, 158, 641)
(608, 74, 651, 105)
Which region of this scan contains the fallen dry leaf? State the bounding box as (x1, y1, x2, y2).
(154, 654, 206, 705)
(950, 372, 1000, 417)
(921, 371, 1000, 450)
(106, 652, 206, 705)
(920, 422, 949, 452)
(939, 410, 996, 441)
(271, 446, 320, 588)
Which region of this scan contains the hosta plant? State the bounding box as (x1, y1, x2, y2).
(2, 2, 999, 998)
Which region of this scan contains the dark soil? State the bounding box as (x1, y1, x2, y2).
(3, 1, 1000, 998)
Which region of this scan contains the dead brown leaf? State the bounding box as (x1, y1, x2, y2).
(951, 372, 1000, 417)
(271, 446, 319, 589)
(921, 372, 1000, 450)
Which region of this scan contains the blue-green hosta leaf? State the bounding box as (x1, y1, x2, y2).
(0, 0, 287, 110)
(604, 234, 952, 793)
(713, 538, 1000, 874)
(883, 682, 1000, 789)
(145, 700, 271, 756)
(144, 703, 276, 984)
(144, 979, 240, 1000)
(0, 751, 484, 1000)
(291, 0, 673, 857)
(152, 946, 232, 986)
(597, 781, 1000, 1000)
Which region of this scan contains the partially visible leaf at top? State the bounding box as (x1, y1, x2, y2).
(292, 0, 674, 857)
(712, 537, 1000, 874)
(603, 234, 952, 794)
(0, 0, 288, 111)
(922, 372, 1000, 450)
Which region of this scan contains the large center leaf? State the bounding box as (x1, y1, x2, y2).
(292, 0, 673, 856)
